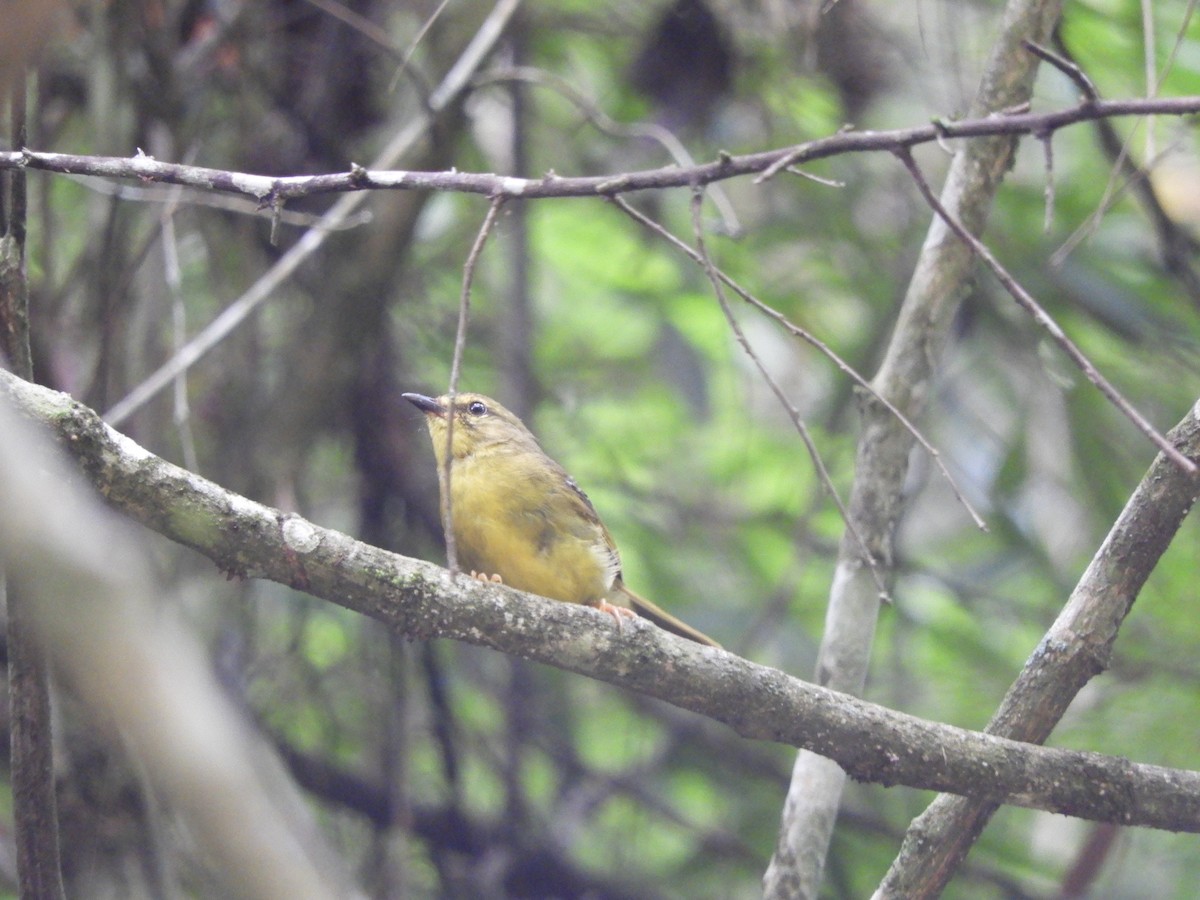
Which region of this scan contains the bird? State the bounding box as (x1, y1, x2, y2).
(403, 391, 720, 648)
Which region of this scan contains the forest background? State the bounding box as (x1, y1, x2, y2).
(1, 0, 1199, 898)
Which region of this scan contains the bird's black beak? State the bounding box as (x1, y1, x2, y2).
(402, 392, 447, 418)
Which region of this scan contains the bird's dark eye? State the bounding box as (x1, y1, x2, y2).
(467, 400, 487, 416)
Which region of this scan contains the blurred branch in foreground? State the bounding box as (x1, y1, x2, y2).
(0, 384, 363, 900)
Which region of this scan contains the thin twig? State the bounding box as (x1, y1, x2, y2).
(1048, 123, 1169, 267)
(1040, 134, 1055, 233)
(1140, 0, 1157, 161)
(1022, 41, 1099, 101)
(388, 0, 453, 93)
(1158, 1, 1200, 95)
(303, 0, 400, 57)
(1019, 43, 1082, 238)
(894, 146, 1197, 474)
(441, 196, 506, 573)
(608, 194, 988, 530)
(159, 190, 199, 472)
(686, 189, 891, 601)
(784, 167, 845, 187)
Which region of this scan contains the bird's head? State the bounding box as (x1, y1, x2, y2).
(403, 391, 539, 463)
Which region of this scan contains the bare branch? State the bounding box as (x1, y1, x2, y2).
(20, 92, 1192, 428)
(3, 98, 1198, 206)
(1039, 132, 1055, 233)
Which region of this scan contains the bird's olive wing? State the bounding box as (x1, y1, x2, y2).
(534, 462, 603, 536)
(564, 474, 597, 516)
(555, 468, 623, 585)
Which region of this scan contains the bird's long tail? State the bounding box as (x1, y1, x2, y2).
(614, 585, 721, 648)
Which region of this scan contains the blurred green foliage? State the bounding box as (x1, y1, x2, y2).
(9, 0, 1200, 897)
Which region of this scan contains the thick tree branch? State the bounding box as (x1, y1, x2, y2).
(0, 98, 1196, 204)
(3, 370, 1200, 833)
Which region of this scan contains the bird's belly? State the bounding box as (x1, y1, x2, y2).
(450, 480, 608, 605)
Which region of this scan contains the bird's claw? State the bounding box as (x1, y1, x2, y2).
(598, 600, 637, 632)
(471, 571, 503, 584)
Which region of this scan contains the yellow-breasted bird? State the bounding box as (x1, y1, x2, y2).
(403, 391, 720, 648)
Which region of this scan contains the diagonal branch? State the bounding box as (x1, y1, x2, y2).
(877, 403, 1200, 895)
(894, 146, 1196, 474)
(608, 194, 987, 532)
(3, 369, 1200, 833)
(685, 188, 889, 600)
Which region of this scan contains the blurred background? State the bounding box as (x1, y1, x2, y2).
(4, 0, 1200, 896)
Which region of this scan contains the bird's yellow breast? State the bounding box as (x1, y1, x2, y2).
(447, 447, 615, 605)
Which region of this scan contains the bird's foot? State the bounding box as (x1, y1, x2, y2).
(598, 600, 638, 632)
(470, 571, 503, 584)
